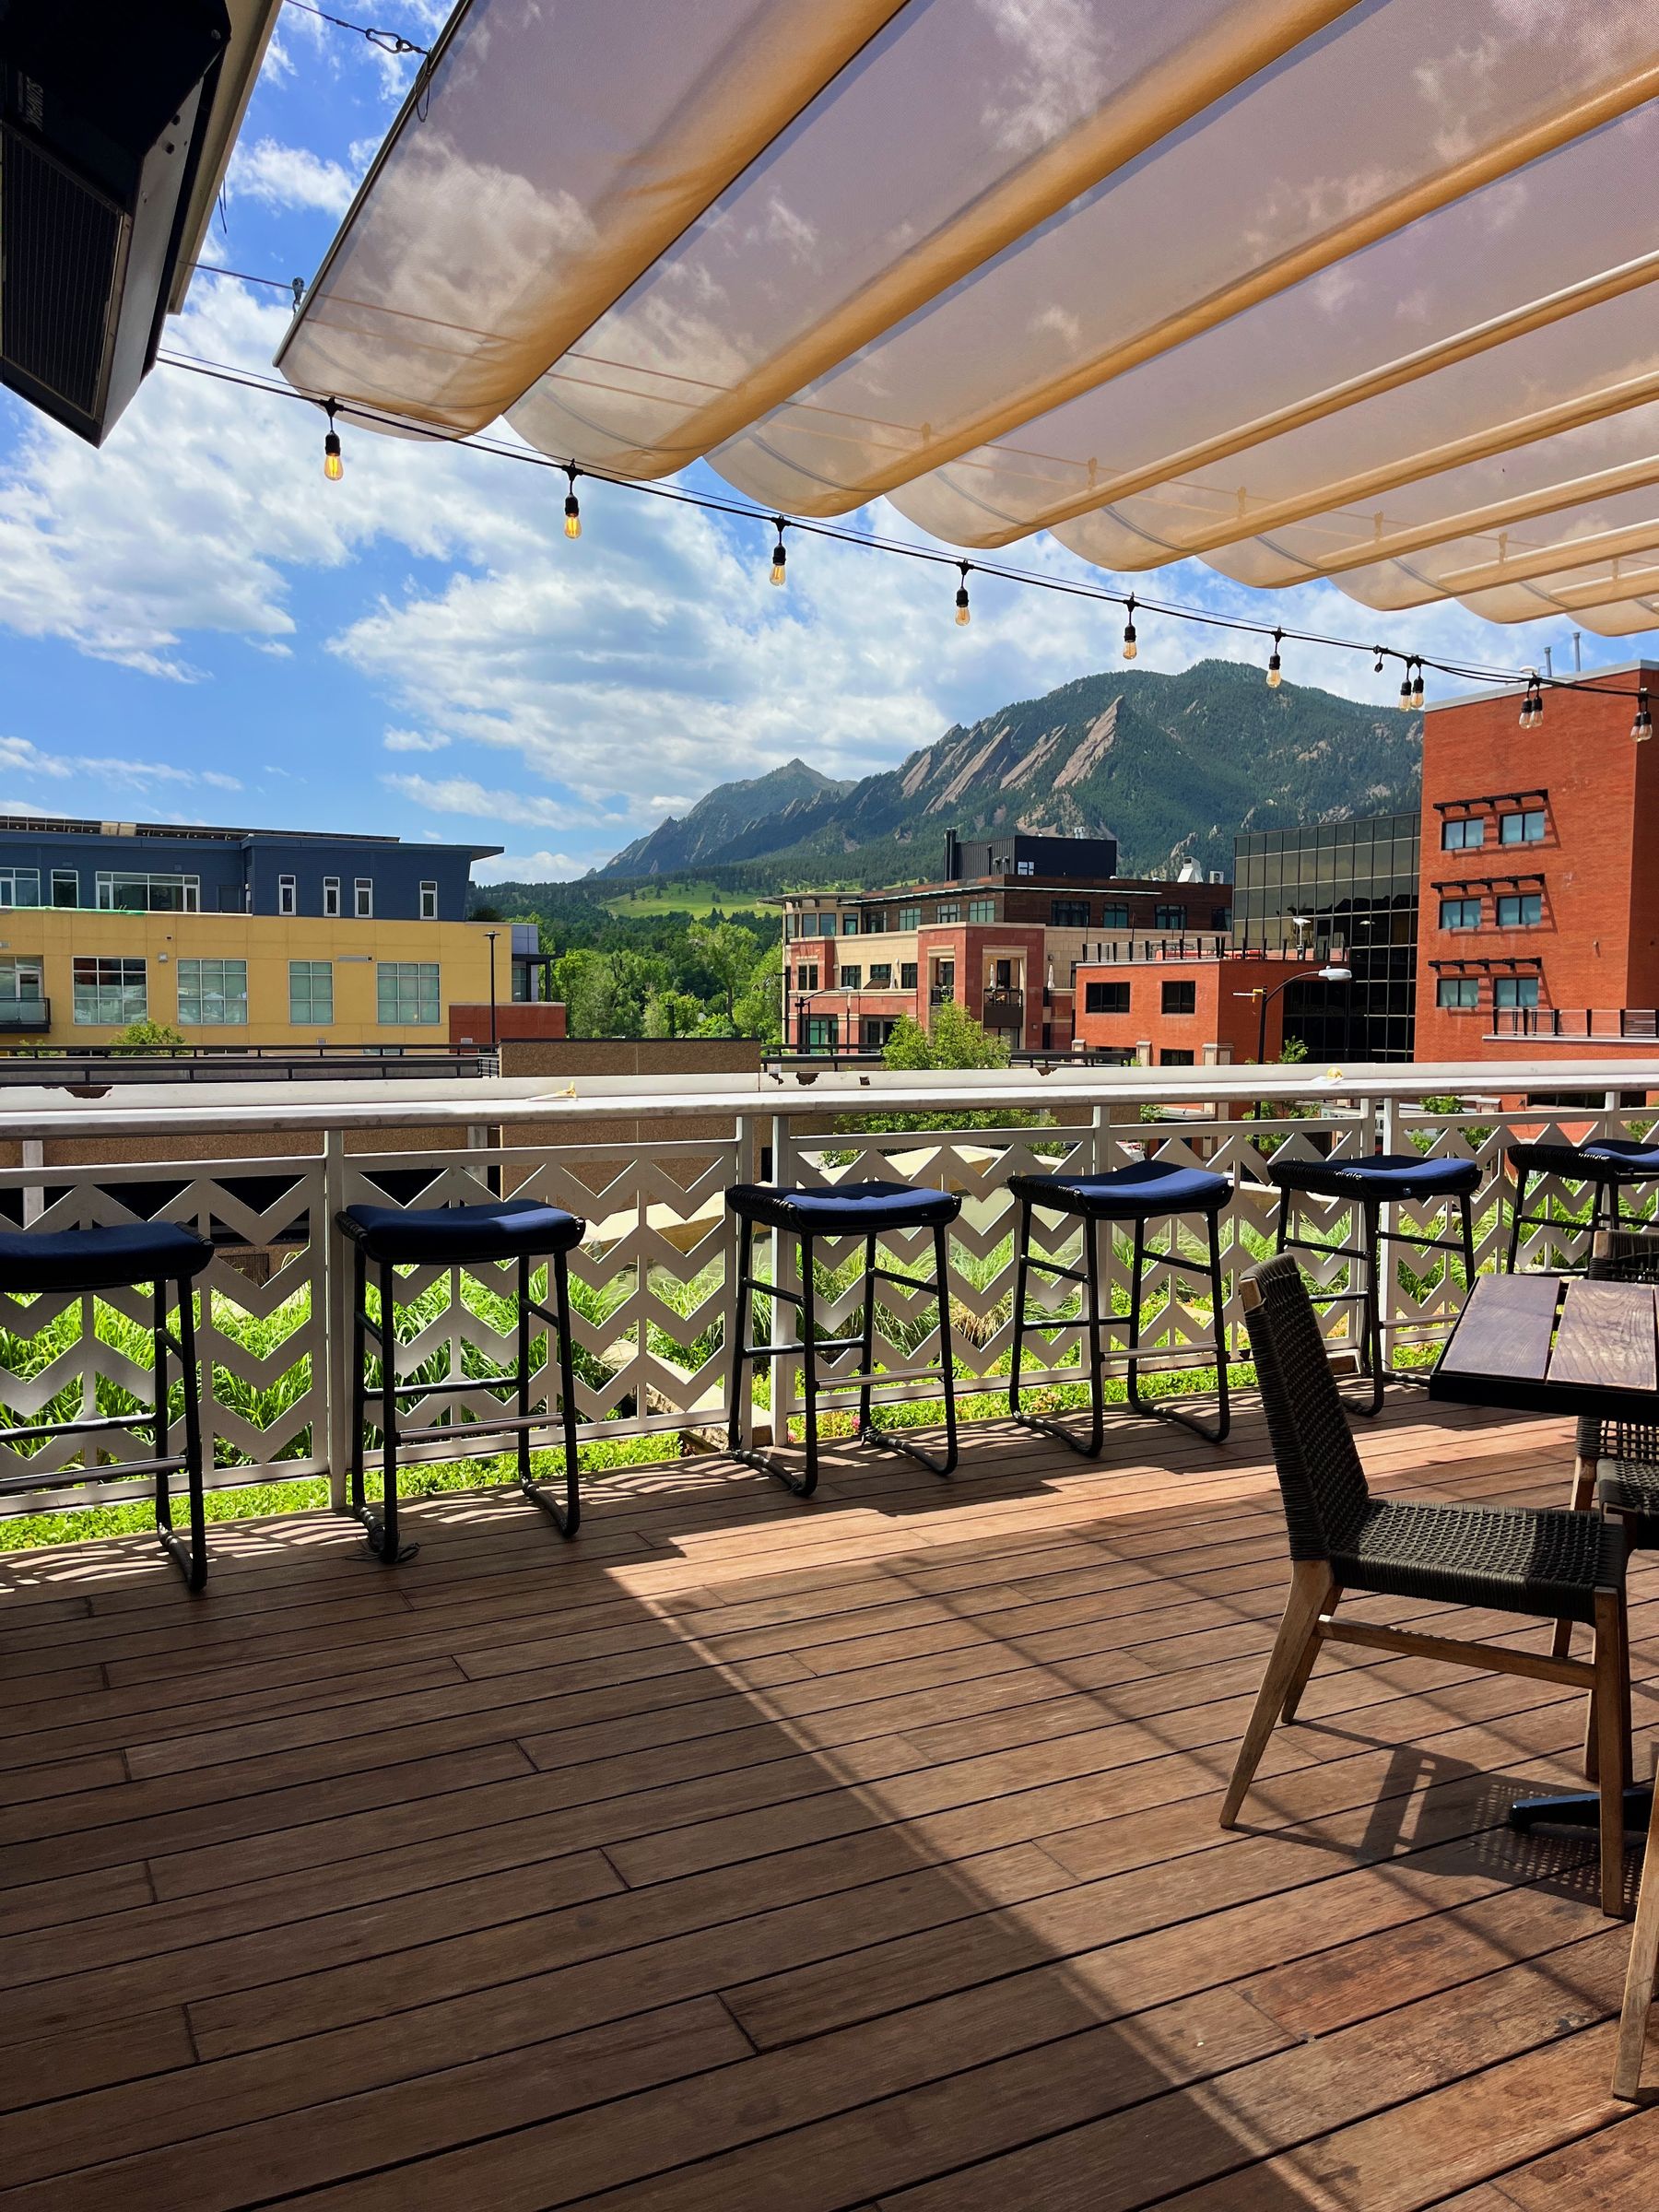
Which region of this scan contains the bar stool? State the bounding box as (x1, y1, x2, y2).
(0, 1221, 212, 1589)
(1506, 1136, 1659, 1272)
(725, 1179, 961, 1497)
(1007, 1159, 1232, 1453)
(337, 1196, 586, 1563)
(1269, 1150, 1478, 1416)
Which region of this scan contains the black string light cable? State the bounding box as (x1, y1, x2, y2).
(282, 0, 427, 59)
(153, 347, 1655, 712)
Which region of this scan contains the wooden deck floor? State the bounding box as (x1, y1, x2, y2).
(2, 1394, 1658, 2210)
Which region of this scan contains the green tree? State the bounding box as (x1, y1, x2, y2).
(687, 920, 760, 1023)
(883, 1004, 1010, 1072)
(112, 1018, 186, 1053)
(642, 988, 704, 1039)
(731, 940, 784, 1045)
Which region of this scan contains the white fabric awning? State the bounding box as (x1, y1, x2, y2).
(277, 0, 1659, 634)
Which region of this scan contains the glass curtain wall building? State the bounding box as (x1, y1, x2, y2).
(1232, 813, 1419, 1062)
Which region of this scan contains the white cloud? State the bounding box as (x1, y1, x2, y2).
(475, 849, 585, 881)
(382, 772, 577, 829)
(382, 727, 451, 753)
(0, 734, 239, 792)
(229, 136, 358, 218)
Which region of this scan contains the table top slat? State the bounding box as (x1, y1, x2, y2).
(1547, 1277, 1659, 1394)
(1436, 1273, 1561, 1385)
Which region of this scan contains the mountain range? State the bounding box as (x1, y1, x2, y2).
(593, 660, 1421, 892)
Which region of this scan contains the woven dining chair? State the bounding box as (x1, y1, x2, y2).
(1551, 1227, 1659, 1662)
(1227, 1253, 1633, 1918)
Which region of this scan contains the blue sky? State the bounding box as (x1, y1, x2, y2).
(0, 2, 1649, 882)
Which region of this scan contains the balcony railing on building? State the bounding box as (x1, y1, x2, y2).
(1492, 1007, 1659, 1042)
(980, 986, 1025, 1028)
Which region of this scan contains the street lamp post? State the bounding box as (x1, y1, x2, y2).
(484, 930, 499, 1051)
(1234, 962, 1351, 1118)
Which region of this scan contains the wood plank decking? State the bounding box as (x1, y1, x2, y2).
(1, 1394, 1656, 2210)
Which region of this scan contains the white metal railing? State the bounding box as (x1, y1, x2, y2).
(0, 1059, 1654, 1518)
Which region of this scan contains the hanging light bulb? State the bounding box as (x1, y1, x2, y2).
(1398, 662, 1414, 711)
(769, 517, 787, 587)
(1373, 647, 1384, 675)
(954, 561, 971, 627)
(323, 399, 343, 483)
(563, 465, 582, 540)
(1265, 629, 1282, 688)
(1411, 660, 1425, 709)
(1633, 687, 1652, 742)
(1518, 676, 1544, 730)
(1122, 594, 1138, 661)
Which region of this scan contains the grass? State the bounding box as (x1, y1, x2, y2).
(599, 881, 768, 921)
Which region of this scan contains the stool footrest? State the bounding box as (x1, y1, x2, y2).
(0, 1453, 189, 1496)
(389, 1411, 562, 1445)
(0, 1410, 160, 1446)
(385, 1372, 524, 1398)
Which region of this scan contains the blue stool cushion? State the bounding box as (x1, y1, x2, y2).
(725, 1180, 960, 1233)
(1271, 1149, 1479, 1202)
(0, 1220, 212, 1295)
(339, 1197, 585, 1265)
(1008, 1160, 1230, 1220)
(1581, 1137, 1659, 1175)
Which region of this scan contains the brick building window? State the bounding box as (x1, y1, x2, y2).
(1051, 899, 1089, 927)
(900, 963, 918, 989)
(839, 965, 861, 990)
(968, 899, 996, 923)
(864, 909, 885, 933)
(868, 963, 892, 986)
(1085, 982, 1130, 1014)
(1494, 975, 1540, 1010)
(898, 906, 921, 930)
(1496, 893, 1543, 927)
(1436, 977, 1478, 1009)
(1499, 809, 1547, 845)
(797, 964, 819, 991)
(1441, 817, 1486, 851)
(1154, 905, 1187, 931)
(1099, 903, 1129, 929)
(841, 913, 858, 935)
(1160, 1048, 1195, 1065)
(935, 902, 961, 924)
(1439, 896, 1481, 930)
(1161, 981, 1196, 1014)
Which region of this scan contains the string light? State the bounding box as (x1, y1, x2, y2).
(1265, 628, 1282, 688)
(1634, 687, 1652, 742)
(954, 561, 971, 627)
(1122, 594, 1138, 661)
(1397, 662, 1413, 711)
(563, 465, 582, 540)
(322, 399, 342, 481)
(1411, 659, 1425, 710)
(153, 352, 1659, 728)
(770, 517, 787, 587)
(1519, 676, 1544, 730)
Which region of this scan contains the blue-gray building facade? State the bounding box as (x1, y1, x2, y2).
(0, 816, 500, 919)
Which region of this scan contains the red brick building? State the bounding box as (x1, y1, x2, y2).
(781, 834, 1232, 1055)
(1071, 950, 1335, 1067)
(1415, 663, 1659, 1064)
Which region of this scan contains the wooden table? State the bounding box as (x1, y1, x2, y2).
(1430, 1271, 1659, 1425)
(1431, 1271, 1655, 1837)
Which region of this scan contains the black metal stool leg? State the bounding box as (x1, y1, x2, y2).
(1125, 1214, 1148, 1420)
(1128, 1210, 1231, 1446)
(855, 1230, 877, 1445)
(154, 1275, 207, 1592)
(726, 1217, 750, 1464)
(1355, 1195, 1385, 1418)
(797, 1231, 820, 1498)
(347, 1239, 369, 1533)
(1461, 1190, 1477, 1288)
(356, 1257, 418, 1563)
(518, 1250, 581, 1535)
(1011, 1202, 1104, 1457)
(863, 1222, 958, 1476)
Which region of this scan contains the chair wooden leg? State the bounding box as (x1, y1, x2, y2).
(1613, 1763, 1659, 2097)
(1551, 1453, 1599, 1661)
(1220, 1560, 1334, 1829)
(1594, 1587, 1632, 1918)
(1281, 1584, 1340, 1724)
